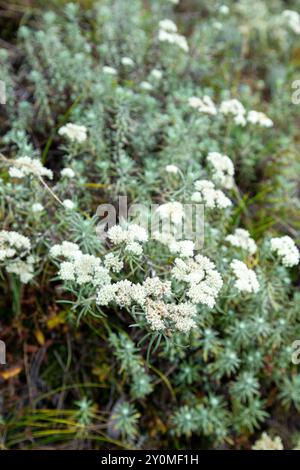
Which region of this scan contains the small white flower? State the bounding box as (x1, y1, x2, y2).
(121, 57, 134, 67)
(58, 123, 87, 143)
(62, 199, 75, 210)
(230, 259, 259, 294)
(159, 19, 178, 33)
(219, 5, 229, 15)
(61, 167, 75, 178)
(247, 110, 273, 128)
(270, 236, 299, 267)
(220, 99, 246, 126)
(103, 65, 117, 75)
(140, 81, 153, 91)
(282, 10, 300, 35)
(104, 253, 124, 273)
(150, 69, 163, 80)
(8, 156, 53, 180)
(252, 433, 283, 450)
(207, 152, 235, 189)
(125, 241, 143, 256)
(158, 20, 189, 52)
(156, 201, 185, 224)
(170, 240, 195, 258)
(165, 164, 179, 174)
(32, 203, 44, 213)
(226, 228, 257, 255)
(192, 180, 232, 209)
(59, 261, 75, 281)
(189, 96, 217, 115)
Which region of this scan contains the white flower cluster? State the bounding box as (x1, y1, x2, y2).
(97, 274, 197, 333)
(252, 432, 283, 450)
(58, 123, 87, 143)
(270, 236, 299, 267)
(104, 253, 124, 273)
(207, 152, 235, 189)
(50, 241, 110, 286)
(145, 299, 197, 333)
(103, 65, 118, 75)
(230, 259, 259, 294)
(172, 255, 223, 308)
(107, 223, 148, 256)
(282, 10, 300, 35)
(150, 69, 163, 80)
(188, 96, 217, 115)
(156, 201, 185, 224)
(226, 229, 257, 255)
(169, 240, 195, 258)
(158, 19, 189, 52)
(8, 156, 53, 180)
(32, 202, 44, 213)
(219, 98, 247, 125)
(6, 257, 36, 284)
(247, 110, 273, 128)
(61, 167, 75, 179)
(121, 57, 134, 67)
(189, 96, 273, 127)
(0, 230, 35, 283)
(165, 164, 179, 174)
(0, 230, 31, 260)
(62, 199, 76, 210)
(191, 180, 232, 209)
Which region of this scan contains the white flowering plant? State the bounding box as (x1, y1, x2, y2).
(0, 0, 300, 452)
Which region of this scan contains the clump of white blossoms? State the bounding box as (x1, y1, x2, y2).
(230, 259, 259, 294)
(121, 57, 134, 67)
(0, 230, 35, 283)
(247, 110, 273, 128)
(169, 240, 195, 258)
(102, 65, 117, 75)
(158, 19, 189, 52)
(50, 241, 111, 287)
(0, 230, 31, 261)
(31, 202, 44, 213)
(139, 81, 153, 91)
(107, 223, 148, 256)
(8, 156, 53, 180)
(61, 167, 75, 178)
(58, 123, 87, 143)
(191, 180, 232, 209)
(191, 96, 274, 129)
(207, 152, 235, 189)
(150, 69, 163, 80)
(282, 10, 300, 35)
(188, 96, 217, 115)
(104, 253, 124, 273)
(270, 236, 300, 267)
(226, 228, 257, 255)
(62, 199, 76, 210)
(252, 432, 283, 450)
(97, 274, 197, 334)
(219, 98, 247, 126)
(156, 201, 185, 224)
(172, 255, 223, 308)
(165, 164, 179, 174)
